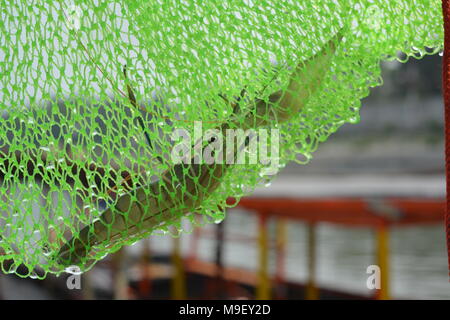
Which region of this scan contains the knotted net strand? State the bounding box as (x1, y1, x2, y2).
(0, 0, 443, 278)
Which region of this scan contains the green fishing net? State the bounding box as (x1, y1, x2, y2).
(0, 0, 444, 278)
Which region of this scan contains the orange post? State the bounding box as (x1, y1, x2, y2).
(256, 214, 270, 300)
(171, 235, 187, 299)
(275, 218, 287, 299)
(306, 222, 319, 300)
(375, 224, 390, 300)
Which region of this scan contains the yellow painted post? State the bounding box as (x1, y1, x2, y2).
(306, 222, 319, 300)
(171, 235, 187, 300)
(376, 224, 390, 300)
(256, 214, 270, 300)
(275, 218, 287, 299)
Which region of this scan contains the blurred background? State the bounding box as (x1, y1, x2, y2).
(0, 54, 448, 300)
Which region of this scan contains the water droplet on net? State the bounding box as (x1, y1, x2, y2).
(65, 266, 82, 275)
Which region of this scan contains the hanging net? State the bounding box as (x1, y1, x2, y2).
(0, 0, 444, 278)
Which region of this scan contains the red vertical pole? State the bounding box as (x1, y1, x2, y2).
(442, 0, 450, 277)
(138, 239, 152, 298)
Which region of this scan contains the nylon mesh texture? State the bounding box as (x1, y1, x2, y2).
(0, 0, 444, 278)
